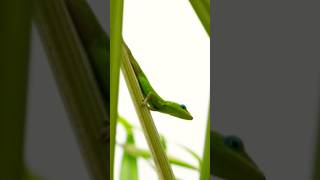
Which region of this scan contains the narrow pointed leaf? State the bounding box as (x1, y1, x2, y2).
(120, 132, 138, 180)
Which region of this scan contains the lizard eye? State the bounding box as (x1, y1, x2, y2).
(224, 135, 244, 151)
(180, 104, 187, 110)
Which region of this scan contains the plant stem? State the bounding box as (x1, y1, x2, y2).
(33, 0, 108, 179)
(0, 1, 31, 179)
(189, 0, 211, 178)
(121, 43, 175, 180)
(200, 105, 210, 180)
(313, 95, 320, 180)
(110, 0, 124, 178)
(189, 0, 210, 36)
(65, 0, 106, 45)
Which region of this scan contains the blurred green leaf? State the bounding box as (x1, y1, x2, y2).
(179, 145, 201, 164)
(121, 144, 198, 171)
(24, 168, 42, 180)
(118, 115, 199, 173)
(313, 95, 320, 180)
(120, 131, 138, 180)
(199, 108, 210, 180)
(118, 116, 134, 132)
(33, 0, 108, 179)
(189, 0, 210, 36)
(160, 135, 167, 152)
(0, 0, 31, 179)
(118, 116, 167, 152)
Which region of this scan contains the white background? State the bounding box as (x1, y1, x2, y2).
(115, 1, 210, 179)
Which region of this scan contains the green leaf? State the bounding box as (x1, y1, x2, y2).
(199, 107, 210, 180)
(160, 135, 167, 152)
(179, 145, 201, 164)
(33, 0, 108, 179)
(189, 0, 210, 36)
(120, 131, 138, 180)
(167, 156, 198, 171)
(110, 0, 124, 178)
(24, 168, 42, 180)
(313, 96, 320, 180)
(121, 144, 198, 171)
(118, 116, 134, 132)
(0, 0, 31, 179)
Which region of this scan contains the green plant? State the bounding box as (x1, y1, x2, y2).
(0, 0, 211, 179)
(0, 0, 32, 179)
(117, 1, 211, 179)
(118, 116, 200, 178)
(33, 0, 108, 179)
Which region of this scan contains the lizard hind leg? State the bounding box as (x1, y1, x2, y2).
(142, 93, 151, 106)
(142, 92, 158, 111)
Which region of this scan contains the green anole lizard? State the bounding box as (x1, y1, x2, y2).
(122, 42, 193, 120)
(211, 131, 265, 180)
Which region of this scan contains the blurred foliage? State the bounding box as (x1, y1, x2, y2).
(118, 116, 200, 178)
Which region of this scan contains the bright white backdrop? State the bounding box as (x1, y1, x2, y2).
(115, 1, 210, 179)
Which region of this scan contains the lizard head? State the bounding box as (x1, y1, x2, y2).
(159, 101, 193, 120)
(211, 131, 265, 180)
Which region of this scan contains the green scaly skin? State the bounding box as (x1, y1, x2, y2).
(122, 42, 193, 120)
(211, 131, 265, 180)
